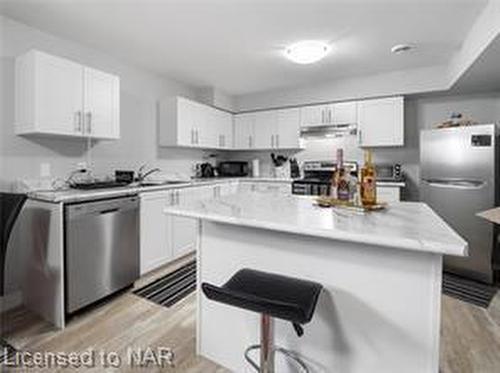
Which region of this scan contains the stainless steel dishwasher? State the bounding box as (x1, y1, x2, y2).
(65, 196, 139, 314)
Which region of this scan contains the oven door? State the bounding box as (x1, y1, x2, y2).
(292, 181, 310, 195)
(292, 181, 330, 196)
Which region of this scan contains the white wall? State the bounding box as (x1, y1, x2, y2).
(196, 86, 235, 112)
(0, 15, 212, 190)
(234, 65, 449, 112)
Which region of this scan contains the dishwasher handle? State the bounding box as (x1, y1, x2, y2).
(66, 196, 139, 219)
(99, 208, 120, 215)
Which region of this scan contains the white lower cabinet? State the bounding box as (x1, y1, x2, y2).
(239, 181, 291, 195)
(376, 186, 401, 203)
(139, 191, 173, 275)
(140, 188, 197, 275)
(141, 180, 299, 274)
(170, 188, 198, 259)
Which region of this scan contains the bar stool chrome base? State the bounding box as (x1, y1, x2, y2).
(244, 314, 309, 373)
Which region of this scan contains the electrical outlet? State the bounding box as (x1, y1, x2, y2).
(40, 163, 51, 178)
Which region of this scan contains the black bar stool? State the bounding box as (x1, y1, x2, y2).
(202, 268, 322, 373)
(0, 193, 27, 364)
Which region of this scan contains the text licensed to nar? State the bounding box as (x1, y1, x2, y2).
(2, 347, 175, 369)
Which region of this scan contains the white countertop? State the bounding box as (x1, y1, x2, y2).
(27, 177, 405, 203)
(27, 177, 293, 203)
(164, 192, 467, 256)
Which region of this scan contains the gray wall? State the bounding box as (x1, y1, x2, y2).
(378, 92, 500, 200)
(0, 15, 211, 190)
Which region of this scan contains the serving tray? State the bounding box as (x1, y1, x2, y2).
(314, 196, 387, 212)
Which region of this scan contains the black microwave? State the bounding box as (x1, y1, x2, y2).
(218, 162, 249, 177)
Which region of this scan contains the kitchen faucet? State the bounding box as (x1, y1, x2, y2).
(136, 164, 161, 182)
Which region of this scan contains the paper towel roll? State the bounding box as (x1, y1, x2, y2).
(251, 159, 260, 177)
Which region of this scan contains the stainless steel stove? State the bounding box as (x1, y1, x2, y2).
(292, 160, 358, 196)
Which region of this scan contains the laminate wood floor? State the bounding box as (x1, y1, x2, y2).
(3, 255, 500, 372)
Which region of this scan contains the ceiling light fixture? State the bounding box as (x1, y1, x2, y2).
(391, 44, 414, 54)
(284, 41, 331, 64)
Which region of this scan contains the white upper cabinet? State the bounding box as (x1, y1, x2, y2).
(300, 102, 357, 127)
(159, 96, 232, 149)
(253, 110, 276, 149)
(15, 50, 120, 140)
(233, 113, 255, 149)
(357, 96, 404, 147)
(83, 67, 120, 139)
(253, 108, 301, 150)
(160, 95, 402, 150)
(332, 101, 357, 125)
(300, 105, 325, 127)
(276, 108, 301, 149)
(214, 109, 233, 149)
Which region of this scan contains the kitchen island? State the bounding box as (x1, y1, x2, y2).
(164, 191, 467, 373)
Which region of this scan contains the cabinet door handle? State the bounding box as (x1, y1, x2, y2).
(176, 191, 180, 205)
(196, 129, 199, 144)
(74, 111, 82, 133)
(271, 135, 274, 148)
(85, 112, 92, 134)
(191, 129, 194, 144)
(328, 109, 332, 123)
(276, 134, 280, 148)
(358, 129, 362, 145)
(321, 109, 325, 124)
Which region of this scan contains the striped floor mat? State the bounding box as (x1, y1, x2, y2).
(443, 272, 497, 308)
(134, 261, 196, 308)
(0, 340, 17, 365)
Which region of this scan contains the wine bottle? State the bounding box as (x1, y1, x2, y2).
(336, 149, 350, 201)
(360, 150, 377, 206)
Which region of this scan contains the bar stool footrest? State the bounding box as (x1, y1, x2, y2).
(244, 344, 309, 373)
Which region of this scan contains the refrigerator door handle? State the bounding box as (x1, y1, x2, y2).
(422, 178, 487, 190)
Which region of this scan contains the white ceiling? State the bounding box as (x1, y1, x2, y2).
(0, 0, 489, 96)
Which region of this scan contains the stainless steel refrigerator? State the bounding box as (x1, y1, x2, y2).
(420, 124, 498, 284)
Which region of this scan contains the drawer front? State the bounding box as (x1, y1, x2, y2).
(376, 187, 401, 203)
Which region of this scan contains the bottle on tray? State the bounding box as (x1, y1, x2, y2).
(360, 150, 377, 206)
(336, 149, 350, 201)
(330, 149, 350, 201)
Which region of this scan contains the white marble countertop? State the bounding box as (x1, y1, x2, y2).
(27, 176, 405, 203)
(27, 177, 293, 203)
(164, 192, 467, 256)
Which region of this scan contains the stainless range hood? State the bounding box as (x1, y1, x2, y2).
(300, 123, 358, 139)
